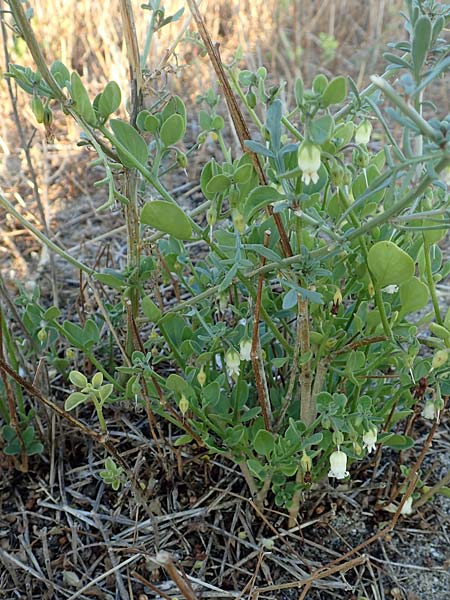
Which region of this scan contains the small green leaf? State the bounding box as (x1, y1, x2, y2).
(367, 241, 415, 287)
(65, 392, 88, 411)
(70, 72, 96, 125)
(142, 295, 162, 322)
(166, 373, 189, 394)
(294, 76, 304, 106)
(380, 433, 414, 450)
(160, 113, 186, 146)
(140, 200, 192, 240)
(99, 384, 113, 403)
(206, 174, 232, 194)
(322, 76, 347, 106)
(69, 370, 88, 388)
(309, 115, 334, 144)
(98, 81, 121, 118)
(253, 429, 275, 458)
(399, 276, 429, 318)
(233, 164, 253, 184)
(110, 119, 148, 168)
(51, 60, 70, 87)
(44, 306, 60, 322)
(412, 16, 432, 80)
(174, 434, 193, 447)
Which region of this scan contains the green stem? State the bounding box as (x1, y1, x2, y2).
(423, 240, 443, 325)
(93, 397, 107, 434)
(140, 0, 161, 69)
(374, 287, 394, 340)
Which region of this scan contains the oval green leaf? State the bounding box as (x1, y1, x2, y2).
(368, 241, 415, 287)
(160, 113, 186, 147)
(70, 72, 96, 125)
(98, 81, 121, 118)
(206, 174, 232, 194)
(110, 119, 148, 168)
(140, 200, 192, 240)
(322, 76, 347, 107)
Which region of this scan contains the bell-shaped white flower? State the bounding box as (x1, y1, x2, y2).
(239, 338, 252, 361)
(328, 450, 349, 479)
(400, 496, 414, 515)
(225, 348, 241, 379)
(422, 400, 437, 421)
(355, 119, 372, 145)
(298, 141, 321, 186)
(362, 427, 378, 454)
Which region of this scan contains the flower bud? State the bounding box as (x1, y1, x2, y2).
(246, 91, 257, 109)
(179, 394, 189, 416)
(37, 328, 47, 343)
(31, 96, 44, 124)
(232, 209, 246, 234)
(332, 430, 344, 446)
(431, 349, 448, 370)
(197, 367, 206, 387)
(300, 451, 312, 472)
(43, 107, 53, 127)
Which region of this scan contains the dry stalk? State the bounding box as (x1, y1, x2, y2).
(251, 229, 272, 431)
(298, 295, 313, 425)
(185, 0, 293, 260)
(155, 551, 199, 600)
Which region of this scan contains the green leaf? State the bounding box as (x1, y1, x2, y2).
(69, 370, 88, 388)
(99, 384, 113, 403)
(367, 241, 415, 287)
(380, 433, 414, 450)
(98, 81, 121, 118)
(174, 434, 193, 447)
(70, 72, 96, 125)
(142, 295, 162, 322)
(110, 119, 148, 168)
(322, 76, 347, 106)
(398, 276, 429, 318)
(94, 269, 126, 289)
(162, 95, 186, 122)
(243, 185, 285, 221)
(50, 60, 70, 87)
(412, 16, 432, 80)
(44, 306, 60, 322)
(65, 392, 88, 411)
(234, 163, 253, 184)
(421, 214, 447, 244)
(294, 76, 304, 106)
(166, 374, 189, 394)
(244, 140, 274, 158)
(140, 200, 192, 240)
(136, 110, 159, 133)
(206, 174, 232, 194)
(309, 115, 334, 144)
(253, 429, 275, 458)
(160, 113, 186, 146)
(246, 458, 267, 481)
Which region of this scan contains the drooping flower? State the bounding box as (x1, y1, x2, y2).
(328, 450, 349, 479)
(362, 427, 378, 454)
(400, 496, 414, 515)
(239, 338, 252, 362)
(355, 119, 372, 145)
(422, 400, 438, 421)
(431, 349, 448, 371)
(225, 348, 241, 379)
(298, 141, 321, 186)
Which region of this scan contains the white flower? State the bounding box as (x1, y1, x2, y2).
(382, 284, 398, 294)
(422, 400, 437, 421)
(239, 338, 252, 361)
(298, 141, 321, 186)
(355, 119, 372, 145)
(328, 450, 349, 479)
(400, 496, 414, 515)
(225, 348, 240, 379)
(362, 427, 378, 454)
